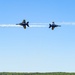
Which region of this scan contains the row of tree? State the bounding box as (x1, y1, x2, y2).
(0, 72, 75, 75)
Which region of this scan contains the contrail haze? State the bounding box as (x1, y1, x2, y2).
(0, 22, 75, 28)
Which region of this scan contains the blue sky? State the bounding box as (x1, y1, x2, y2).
(0, 0, 75, 72)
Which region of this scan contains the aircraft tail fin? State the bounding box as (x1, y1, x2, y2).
(27, 22, 29, 27)
(49, 24, 51, 28)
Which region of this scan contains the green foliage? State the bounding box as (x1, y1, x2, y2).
(0, 72, 75, 75)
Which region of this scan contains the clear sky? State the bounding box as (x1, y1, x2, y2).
(0, 0, 75, 72)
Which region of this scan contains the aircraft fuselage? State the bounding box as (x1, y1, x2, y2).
(49, 22, 61, 30)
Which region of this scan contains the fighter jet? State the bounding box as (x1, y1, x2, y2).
(49, 22, 61, 30)
(16, 19, 29, 29)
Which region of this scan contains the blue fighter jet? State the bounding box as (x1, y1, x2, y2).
(49, 22, 61, 30)
(16, 19, 29, 29)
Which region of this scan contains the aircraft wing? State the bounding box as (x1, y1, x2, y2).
(52, 27, 55, 30)
(22, 20, 26, 23)
(23, 26, 26, 29)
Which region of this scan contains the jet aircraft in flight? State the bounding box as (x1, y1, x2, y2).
(49, 22, 61, 30)
(16, 19, 29, 29)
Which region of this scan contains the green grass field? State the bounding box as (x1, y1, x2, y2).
(0, 72, 75, 75)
